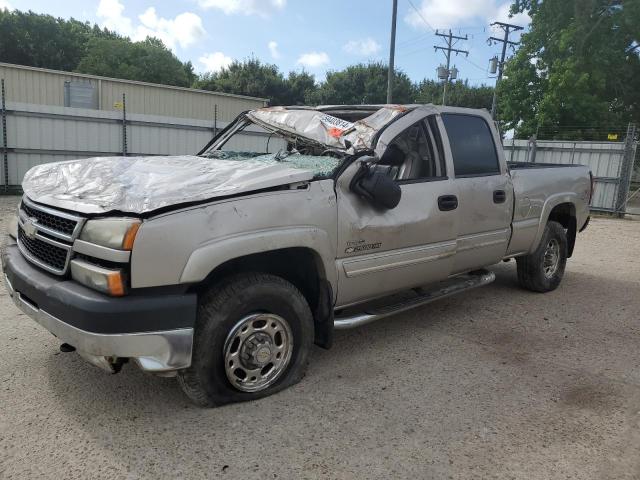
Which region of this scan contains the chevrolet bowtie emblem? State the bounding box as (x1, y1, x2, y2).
(22, 217, 38, 239)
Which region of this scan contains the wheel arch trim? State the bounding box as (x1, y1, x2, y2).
(530, 193, 578, 253)
(179, 227, 337, 295)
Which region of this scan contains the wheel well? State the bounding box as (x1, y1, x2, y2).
(548, 203, 577, 257)
(194, 248, 334, 349)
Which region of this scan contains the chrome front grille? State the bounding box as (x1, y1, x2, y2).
(17, 197, 85, 275)
(21, 201, 77, 236)
(18, 226, 70, 272)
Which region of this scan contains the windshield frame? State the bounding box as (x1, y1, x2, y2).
(196, 106, 415, 181)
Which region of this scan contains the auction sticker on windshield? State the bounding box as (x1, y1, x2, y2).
(320, 114, 354, 138)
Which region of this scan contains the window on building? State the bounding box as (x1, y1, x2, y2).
(64, 80, 98, 109)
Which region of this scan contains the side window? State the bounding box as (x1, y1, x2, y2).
(441, 114, 500, 177)
(380, 117, 446, 182)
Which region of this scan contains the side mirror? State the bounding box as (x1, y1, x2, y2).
(349, 161, 402, 210)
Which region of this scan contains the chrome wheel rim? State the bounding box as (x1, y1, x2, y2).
(543, 238, 560, 278)
(223, 313, 293, 393)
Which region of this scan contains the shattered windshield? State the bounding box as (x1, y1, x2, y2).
(201, 151, 342, 178)
(198, 106, 409, 178)
(199, 115, 347, 178)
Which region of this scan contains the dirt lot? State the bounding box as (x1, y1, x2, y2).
(0, 195, 639, 480)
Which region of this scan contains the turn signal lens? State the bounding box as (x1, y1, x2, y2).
(106, 271, 125, 297)
(70, 259, 126, 297)
(122, 223, 140, 250)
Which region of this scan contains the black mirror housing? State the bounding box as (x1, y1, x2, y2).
(350, 161, 402, 210)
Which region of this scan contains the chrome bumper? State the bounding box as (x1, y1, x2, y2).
(5, 274, 193, 374)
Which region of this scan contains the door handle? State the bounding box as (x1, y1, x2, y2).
(493, 190, 506, 204)
(438, 195, 458, 211)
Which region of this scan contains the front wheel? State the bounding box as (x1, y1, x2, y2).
(516, 221, 567, 293)
(178, 273, 314, 407)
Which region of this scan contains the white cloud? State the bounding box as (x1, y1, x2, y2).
(0, 0, 13, 10)
(96, 0, 206, 50)
(491, 2, 531, 29)
(97, 0, 133, 34)
(199, 51, 233, 73)
(297, 51, 330, 68)
(198, 0, 286, 17)
(405, 0, 529, 30)
(137, 8, 206, 49)
(343, 38, 381, 56)
(268, 41, 281, 59)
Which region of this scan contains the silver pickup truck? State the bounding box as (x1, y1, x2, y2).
(2, 104, 592, 406)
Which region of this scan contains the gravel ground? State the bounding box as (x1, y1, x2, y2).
(0, 194, 639, 480)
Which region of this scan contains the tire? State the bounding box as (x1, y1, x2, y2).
(177, 273, 314, 407)
(516, 220, 567, 293)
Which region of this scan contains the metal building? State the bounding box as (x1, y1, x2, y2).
(0, 62, 267, 122)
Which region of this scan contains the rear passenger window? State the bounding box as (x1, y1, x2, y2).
(441, 114, 500, 177)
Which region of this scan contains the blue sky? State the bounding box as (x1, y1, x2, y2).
(1, 0, 530, 86)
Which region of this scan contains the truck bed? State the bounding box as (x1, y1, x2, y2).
(506, 162, 591, 256)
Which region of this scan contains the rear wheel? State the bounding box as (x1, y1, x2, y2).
(516, 221, 567, 293)
(178, 273, 314, 407)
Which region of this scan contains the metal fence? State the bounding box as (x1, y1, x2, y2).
(503, 125, 638, 215)
(0, 93, 281, 190)
(2, 80, 638, 215)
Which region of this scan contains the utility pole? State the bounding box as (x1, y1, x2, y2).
(434, 30, 468, 106)
(387, 0, 398, 104)
(488, 21, 523, 119)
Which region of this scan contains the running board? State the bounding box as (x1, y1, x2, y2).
(334, 269, 495, 330)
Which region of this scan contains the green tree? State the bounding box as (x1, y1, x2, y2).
(76, 36, 194, 87)
(285, 71, 317, 105)
(194, 58, 292, 104)
(415, 79, 494, 109)
(0, 10, 194, 87)
(308, 62, 417, 105)
(0, 9, 116, 72)
(499, 0, 640, 140)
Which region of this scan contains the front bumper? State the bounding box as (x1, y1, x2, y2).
(2, 243, 197, 374)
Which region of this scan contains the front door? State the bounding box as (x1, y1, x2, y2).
(334, 109, 459, 308)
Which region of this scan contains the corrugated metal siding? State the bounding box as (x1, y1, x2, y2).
(0, 63, 267, 122)
(98, 81, 263, 122)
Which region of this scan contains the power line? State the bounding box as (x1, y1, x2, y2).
(396, 46, 432, 58)
(403, 0, 494, 86)
(396, 31, 432, 48)
(406, 0, 436, 32)
(460, 55, 489, 73)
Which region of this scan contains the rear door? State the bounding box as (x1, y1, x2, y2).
(440, 112, 513, 273)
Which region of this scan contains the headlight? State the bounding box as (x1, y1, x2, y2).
(79, 218, 141, 250)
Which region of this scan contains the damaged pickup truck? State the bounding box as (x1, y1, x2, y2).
(2, 104, 592, 406)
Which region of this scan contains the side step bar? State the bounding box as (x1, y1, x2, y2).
(334, 269, 495, 330)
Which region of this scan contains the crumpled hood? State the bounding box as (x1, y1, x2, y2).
(22, 155, 315, 215)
